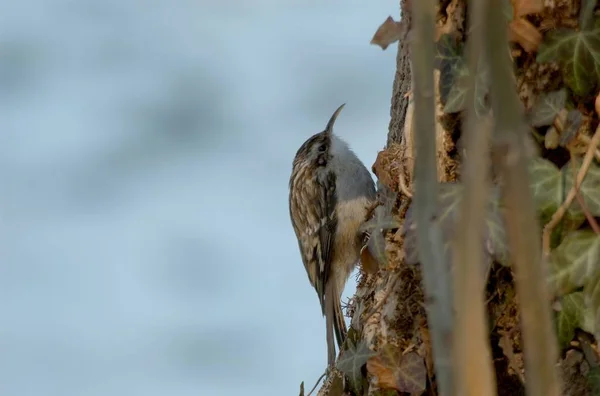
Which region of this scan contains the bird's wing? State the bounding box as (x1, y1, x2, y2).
(289, 170, 337, 314)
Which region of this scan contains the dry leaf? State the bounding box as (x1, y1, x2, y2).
(512, 0, 543, 18)
(360, 245, 379, 274)
(509, 18, 542, 53)
(498, 330, 525, 382)
(372, 148, 398, 192)
(367, 356, 397, 389)
(545, 126, 560, 149)
(371, 16, 403, 50)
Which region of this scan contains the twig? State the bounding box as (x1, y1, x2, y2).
(542, 124, 600, 255)
(306, 372, 326, 396)
(488, 0, 561, 393)
(410, 0, 455, 393)
(569, 153, 600, 234)
(399, 164, 413, 198)
(578, 134, 600, 162)
(452, 0, 497, 395)
(569, 150, 600, 234)
(363, 274, 398, 323)
(574, 191, 600, 234)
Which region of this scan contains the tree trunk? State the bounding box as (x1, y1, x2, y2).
(315, 0, 600, 395)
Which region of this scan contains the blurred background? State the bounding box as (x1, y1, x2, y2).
(0, 1, 397, 395)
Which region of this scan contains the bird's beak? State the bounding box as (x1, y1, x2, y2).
(325, 103, 346, 134)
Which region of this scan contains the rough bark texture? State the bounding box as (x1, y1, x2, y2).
(314, 0, 600, 395)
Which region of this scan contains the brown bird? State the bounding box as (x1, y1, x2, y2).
(288, 104, 376, 366)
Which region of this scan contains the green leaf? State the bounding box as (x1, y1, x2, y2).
(435, 34, 466, 104)
(394, 352, 427, 393)
(528, 158, 585, 232)
(368, 345, 426, 394)
(529, 157, 563, 215)
(336, 340, 375, 393)
(537, 26, 600, 97)
(583, 273, 600, 340)
(556, 292, 584, 348)
(579, 0, 597, 31)
(403, 183, 507, 269)
(587, 366, 600, 395)
(435, 34, 490, 115)
(528, 89, 566, 127)
(548, 231, 600, 296)
(444, 58, 490, 115)
(563, 159, 600, 217)
(560, 110, 584, 146)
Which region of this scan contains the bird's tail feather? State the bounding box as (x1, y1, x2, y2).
(333, 293, 347, 350)
(325, 282, 348, 366)
(325, 284, 336, 366)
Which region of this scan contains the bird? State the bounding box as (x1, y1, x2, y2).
(288, 104, 376, 366)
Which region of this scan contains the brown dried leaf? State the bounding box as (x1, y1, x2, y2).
(367, 356, 397, 389)
(545, 126, 560, 149)
(372, 148, 398, 192)
(508, 18, 542, 53)
(512, 0, 543, 18)
(360, 245, 379, 274)
(371, 16, 403, 50)
(498, 330, 525, 382)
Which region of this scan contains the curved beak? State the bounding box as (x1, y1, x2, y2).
(324, 103, 346, 134)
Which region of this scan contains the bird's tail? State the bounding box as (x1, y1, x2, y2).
(325, 282, 348, 366)
(334, 294, 347, 350)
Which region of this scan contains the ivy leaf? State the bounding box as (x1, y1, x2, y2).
(360, 197, 400, 270)
(587, 366, 600, 395)
(537, 26, 600, 97)
(563, 159, 600, 217)
(367, 345, 426, 394)
(337, 340, 376, 393)
(528, 158, 585, 232)
(556, 292, 584, 348)
(529, 157, 563, 215)
(560, 110, 584, 146)
(548, 231, 600, 296)
(528, 89, 566, 127)
(435, 34, 465, 104)
(444, 58, 490, 115)
(579, 0, 597, 31)
(403, 183, 507, 269)
(583, 273, 600, 340)
(394, 352, 427, 394)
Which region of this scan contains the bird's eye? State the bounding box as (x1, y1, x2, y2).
(318, 144, 327, 152)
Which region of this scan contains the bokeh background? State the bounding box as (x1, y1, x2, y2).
(1, 1, 398, 395)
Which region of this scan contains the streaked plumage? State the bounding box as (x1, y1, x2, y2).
(288, 104, 376, 366)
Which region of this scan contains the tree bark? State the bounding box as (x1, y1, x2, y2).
(314, 0, 599, 394)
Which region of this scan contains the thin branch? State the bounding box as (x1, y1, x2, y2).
(306, 372, 326, 396)
(487, 0, 561, 394)
(577, 134, 600, 162)
(542, 124, 600, 255)
(570, 151, 600, 234)
(452, 0, 497, 393)
(399, 163, 413, 198)
(410, 0, 454, 394)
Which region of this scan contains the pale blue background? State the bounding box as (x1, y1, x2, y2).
(0, 1, 397, 395)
